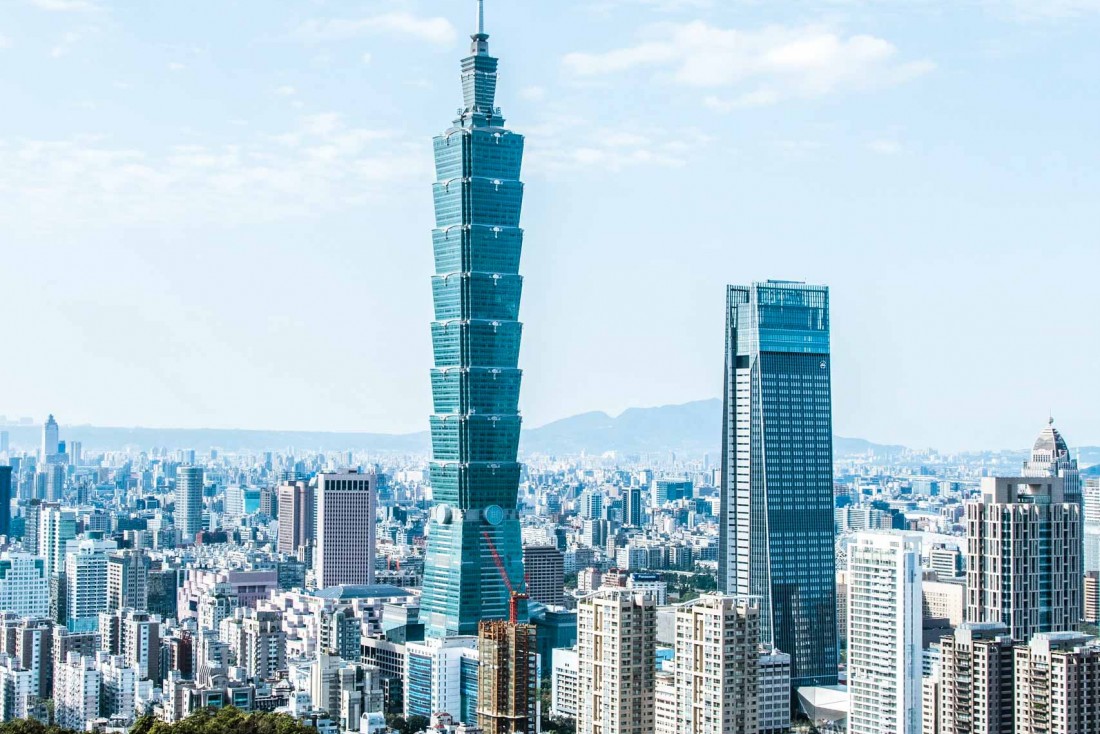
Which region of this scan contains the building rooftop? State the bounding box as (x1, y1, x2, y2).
(311, 584, 413, 600)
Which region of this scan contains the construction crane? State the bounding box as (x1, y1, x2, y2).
(482, 530, 527, 624)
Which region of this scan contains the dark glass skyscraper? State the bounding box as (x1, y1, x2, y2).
(421, 2, 528, 639)
(0, 466, 11, 538)
(719, 281, 838, 689)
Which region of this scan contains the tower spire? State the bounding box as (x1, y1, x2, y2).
(477, 0, 485, 36)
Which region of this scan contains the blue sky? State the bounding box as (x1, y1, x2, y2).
(2, 0, 1098, 451)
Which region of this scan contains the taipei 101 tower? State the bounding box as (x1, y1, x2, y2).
(420, 0, 529, 640)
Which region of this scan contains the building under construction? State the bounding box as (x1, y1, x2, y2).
(477, 620, 538, 734)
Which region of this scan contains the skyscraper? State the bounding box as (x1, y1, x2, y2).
(40, 415, 58, 462)
(0, 466, 11, 538)
(420, 0, 528, 639)
(847, 532, 922, 734)
(966, 477, 1081, 641)
(277, 480, 314, 558)
(314, 471, 376, 588)
(175, 466, 204, 541)
(719, 281, 838, 689)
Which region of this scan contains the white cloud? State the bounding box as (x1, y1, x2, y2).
(565, 22, 933, 109)
(28, 0, 101, 11)
(0, 114, 428, 230)
(275, 85, 297, 96)
(294, 12, 457, 46)
(168, 62, 187, 72)
(361, 52, 373, 65)
(868, 139, 902, 155)
(524, 116, 713, 174)
(0, 34, 10, 49)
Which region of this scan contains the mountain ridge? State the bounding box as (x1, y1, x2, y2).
(0, 399, 911, 458)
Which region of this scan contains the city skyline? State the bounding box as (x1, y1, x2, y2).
(2, 1, 1099, 452)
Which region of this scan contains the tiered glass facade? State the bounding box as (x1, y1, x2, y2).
(420, 16, 528, 639)
(719, 281, 839, 689)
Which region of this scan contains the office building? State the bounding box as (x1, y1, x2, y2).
(927, 544, 963, 579)
(673, 594, 760, 734)
(847, 532, 922, 734)
(0, 467, 10, 538)
(176, 466, 204, 541)
(277, 480, 314, 556)
(314, 471, 376, 588)
(420, 3, 529, 639)
(0, 552, 49, 619)
(40, 415, 59, 463)
(224, 486, 259, 520)
(107, 550, 150, 613)
(922, 576, 965, 626)
(652, 479, 692, 506)
(550, 648, 578, 720)
(523, 545, 564, 607)
(1014, 632, 1100, 734)
(477, 620, 537, 734)
(966, 477, 1081, 640)
(43, 465, 64, 503)
(623, 487, 643, 527)
(720, 280, 838, 689)
(577, 589, 655, 734)
(404, 636, 480, 723)
(924, 622, 1014, 734)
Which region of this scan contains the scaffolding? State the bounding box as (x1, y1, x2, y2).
(476, 620, 537, 734)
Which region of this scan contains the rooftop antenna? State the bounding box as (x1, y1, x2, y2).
(477, 0, 485, 36)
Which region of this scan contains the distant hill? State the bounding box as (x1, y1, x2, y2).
(0, 399, 911, 458)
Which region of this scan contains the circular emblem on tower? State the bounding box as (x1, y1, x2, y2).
(484, 505, 504, 526)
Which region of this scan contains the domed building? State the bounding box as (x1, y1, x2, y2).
(1022, 418, 1081, 506)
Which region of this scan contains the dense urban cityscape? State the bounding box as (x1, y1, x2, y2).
(2, 2, 1098, 734)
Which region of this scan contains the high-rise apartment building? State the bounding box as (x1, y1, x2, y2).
(1014, 632, 1100, 734)
(0, 552, 49, 619)
(673, 594, 760, 734)
(720, 280, 838, 689)
(966, 477, 1081, 640)
(523, 545, 564, 607)
(419, 2, 528, 639)
(477, 620, 537, 734)
(65, 537, 117, 632)
(0, 466, 11, 538)
(175, 466, 204, 541)
(576, 589, 655, 734)
(277, 480, 314, 557)
(924, 622, 1015, 734)
(54, 653, 100, 732)
(847, 532, 922, 734)
(314, 471, 376, 588)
